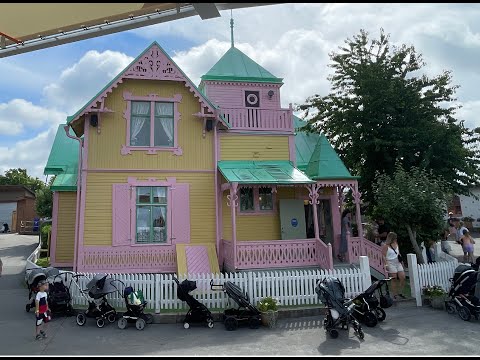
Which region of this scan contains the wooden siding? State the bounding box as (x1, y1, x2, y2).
(219, 135, 290, 161)
(56, 192, 76, 262)
(221, 186, 295, 241)
(83, 172, 215, 246)
(88, 79, 214, 170)
(204, 83, 281, 109)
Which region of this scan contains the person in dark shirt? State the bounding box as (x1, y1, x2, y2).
(377, 217, 390, 245)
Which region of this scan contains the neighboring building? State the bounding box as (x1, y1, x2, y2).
(0, 185, 38, 232)
(44, 26, 383, 275)
(452, 188, 480, 228)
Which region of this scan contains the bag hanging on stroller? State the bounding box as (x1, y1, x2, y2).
(117, 286, 154, 330)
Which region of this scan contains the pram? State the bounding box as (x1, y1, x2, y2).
(210, 280, 261, 331)
(445, 261, 480, 321)
(75, 274, 122, 328)
(117, 286, 154, 330)
(351, 278, 392, 327)
(25, 267, 60, 313)
(47, 272, 75, 317)
(173, 276, 214, 329)
(316, 277, 364, 339)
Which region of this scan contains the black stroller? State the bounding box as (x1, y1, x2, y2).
(173, 276, 214, 329)
(316, 277, 364, 339)
(25, 267, 60, 313)
(117, 286, 154, 330)
(47, 272, 76, 317)
(445, 261, 480, 321)
(75, 274, 122, 328)
(351, 278, 392, 327)
(211, 280, 262, 331)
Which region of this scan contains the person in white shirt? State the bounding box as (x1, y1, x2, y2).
(382, 232, 406, 300)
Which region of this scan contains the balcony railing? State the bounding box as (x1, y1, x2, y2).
(219, 107, 293, 131)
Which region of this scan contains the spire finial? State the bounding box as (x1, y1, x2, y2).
(230, 10, 234, 48)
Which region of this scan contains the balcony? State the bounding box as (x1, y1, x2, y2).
(219, 107, 293, 132)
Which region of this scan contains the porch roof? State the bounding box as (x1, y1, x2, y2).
(218, 160, 315, 185)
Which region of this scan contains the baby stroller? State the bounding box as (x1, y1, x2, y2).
(445, 261, 480, 321)
(351, 278, 392, 327)
(117, 286, 154, 330)
(316, 277, 364, 339)
(25, 267, 60, 313)
(173, 276, 214, 329)
(75, 274, 122, 328)
(210, 280, 262, 331)
(47, 272, 75, 317)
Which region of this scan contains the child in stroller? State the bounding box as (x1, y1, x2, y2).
(74, 274, 121, 328)
(351, 278, 392, 327)
(117, 286, 154, 330)
(445, 259, 480, 321)
(316, 277, 365, 339)
(210, 280, 262, 331)
(173, 276, 214, 329)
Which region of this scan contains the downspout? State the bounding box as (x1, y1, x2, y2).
(64, 124, 83, 272)
(213, 118, 220, 264)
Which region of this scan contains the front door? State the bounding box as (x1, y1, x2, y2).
(319, 199, 333, 245)
(279, 199, 307, 240)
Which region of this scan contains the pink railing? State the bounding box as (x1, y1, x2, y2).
(79, 246, 177, 273)
(223, 239, 333, 270)
(222, 240, 235, 272)
(347, 236, 386, 277)
(219, 107, 293, 131)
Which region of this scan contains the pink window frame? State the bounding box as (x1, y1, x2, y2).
(238, 185, 277, 216)
(121, 92, 183, 156)
(128, 176, 176, 246)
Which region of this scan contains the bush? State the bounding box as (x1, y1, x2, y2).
(422, 285, 446, 298)
(258, 296, 279, 312)
(35, 257, 50, 267)
(40, 224, 51, 249)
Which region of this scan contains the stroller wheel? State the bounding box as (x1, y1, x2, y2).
(144, 314, 154, 325)
(183, 322, 190, 329)
(375, 308, 386, 322)
(446, 303, 456, 315)
(248, 316, 260, 329)
(96, 318, 105, 328)
(117, 318, 128, 330)
(66, 304, 75, 317)
(458, 307, 471, 321)
(26, 304, 31, 313)
(76, 313, 86, 326)
(107, 313, 117, 323)
(224, 316, 238, 331)
(329, 329, 339, 339)
(357, 327, 365, 340)
(207, 320, 214, 329)
(364, 312, 378, 327)
(135, 318, 146, 330)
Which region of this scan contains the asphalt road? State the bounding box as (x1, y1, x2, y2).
(1, 233, 480, 356)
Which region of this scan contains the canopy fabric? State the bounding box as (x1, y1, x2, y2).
(218, 160, 315, 185)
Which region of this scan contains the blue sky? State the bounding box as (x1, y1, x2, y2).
(1, 3, 479, 179)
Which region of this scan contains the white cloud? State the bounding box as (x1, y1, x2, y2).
(457, 101, 480, 129)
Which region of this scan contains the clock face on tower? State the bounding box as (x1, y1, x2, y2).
(245, 90, 260, 107)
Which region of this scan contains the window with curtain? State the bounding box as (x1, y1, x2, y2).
(130, 101, 174, 147)
(239, 187, 254, 212)
(259, 187, 273, 210)
(136, 186, 168, 244)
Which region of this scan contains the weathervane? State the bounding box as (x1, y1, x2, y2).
(230, 10, 234, 48)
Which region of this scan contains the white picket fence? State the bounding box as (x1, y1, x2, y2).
(407, 253, 460, 306)
(27, 255, 372, 314)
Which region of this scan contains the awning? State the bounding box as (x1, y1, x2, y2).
(218, 160, 315, 185)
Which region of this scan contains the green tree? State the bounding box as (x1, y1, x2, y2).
(0, 168, 46, 192)
(299, 28, 480, 207)
(35, 176, 55, 218)
(373, 163, 450, 264)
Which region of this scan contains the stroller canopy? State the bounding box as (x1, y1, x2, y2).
(86, 274, 120, 299)
(26, 268, 47, 286)
(317, 277, 346, 301)
(44, 267, 61, 279)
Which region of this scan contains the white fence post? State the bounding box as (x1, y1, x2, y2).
(359, 255, 371, 289)
(407, 253, 422, 307)
(434, 242, 442, 262)
(155, 274, 160, 314)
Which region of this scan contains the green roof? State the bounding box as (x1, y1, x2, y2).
(218, 160, 314, 185)
(294, 115, 320, 172)
(201, 46, 283, 84)
(44, 124, 79, 191)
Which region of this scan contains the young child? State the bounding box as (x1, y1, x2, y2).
(461, 229, 476, 264)
(35, 280, 50, 340)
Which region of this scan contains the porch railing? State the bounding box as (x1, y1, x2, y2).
(348, 235, 386, 277)
(222, 238, 333, 271)
(219, 107, 293, 131)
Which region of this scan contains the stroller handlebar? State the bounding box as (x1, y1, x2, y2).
(210, 279, 224, 291)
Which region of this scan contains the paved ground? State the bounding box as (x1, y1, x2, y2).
(2, 233, 480, 356)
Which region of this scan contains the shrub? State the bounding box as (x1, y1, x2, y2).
(422, 285, 446, 298)
(258, 296, 279, 312)
(35, 257, 50, 267)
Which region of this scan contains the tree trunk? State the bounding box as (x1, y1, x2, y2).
(406, 224, 425, 264)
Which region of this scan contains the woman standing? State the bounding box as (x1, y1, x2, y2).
(382, 232, 406, 299)
(338, 209, 351, 262)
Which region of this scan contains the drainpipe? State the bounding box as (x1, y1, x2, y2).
(64, 124, 83, 272)
(213, 118, 220, 264)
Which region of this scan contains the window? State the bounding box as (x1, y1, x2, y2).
(130, 101, 174, 147)
(135, 186, 168, 244)
(238, 186, 275, 213)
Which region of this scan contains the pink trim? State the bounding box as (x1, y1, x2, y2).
(85, 168, 214, 173)
(76, 119, 89, 272)
(348, 236, 386, 277)
(218, 107, 293, 132)
(127, 177, 176, 246)
(214, 121, 221, 261)
(288, 134, 296, 166)
(228, 182, 239, 269)
(218, 132, 291, 137)
(121, 92, 183, 156)
(185, 246, 211, 274)
(50, 191, 59, 265)
(50, 262, 74, 268)
(237, 185, 277, 216)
